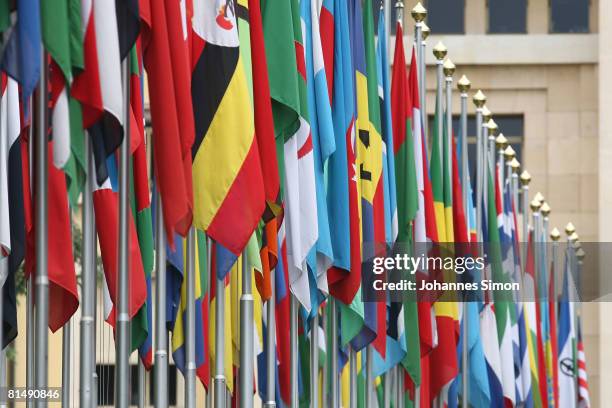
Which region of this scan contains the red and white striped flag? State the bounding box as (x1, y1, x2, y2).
(577, 321, 590, 408)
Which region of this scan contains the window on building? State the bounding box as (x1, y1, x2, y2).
(550, 0, 589, 33)
(96, 364, 178, 406)
(426, 0, 465, 34)
(488, 0, 527, 33)
(427, 114, 524, 210)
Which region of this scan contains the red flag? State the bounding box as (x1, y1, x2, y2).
(140, 0, 194, 247)
(24, 140, 79, 332)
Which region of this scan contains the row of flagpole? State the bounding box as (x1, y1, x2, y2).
(14, 0, 590, 407)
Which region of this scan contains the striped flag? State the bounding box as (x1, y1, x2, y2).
(0, 75, 21, 347)
(577, 319, 590, 408)
(558, 249, 577, 408)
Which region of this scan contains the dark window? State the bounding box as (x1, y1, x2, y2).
(550, 0, 589, 33)
(96, 364, 178, 406)
(426, 0, 465, 34)
(488, 0, 527, 33)
(427, 114, 524, 210)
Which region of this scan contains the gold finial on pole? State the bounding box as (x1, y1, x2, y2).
(443, 58, 456, 77)
(473, 90, 486, 107)
(504, 145, 515, 162)
(530, 198, 541, 212)
(550, 227, 561, 241)
(569, 232, 579, 243)
(540, 202, 551, 217)
(433, 42, 447, 60)
(520, 170, 531, 186)
(533, 192, 544, 204)
(482, 106, 492, 122)
(486, 119, 498, 137)
(411, 2, 427, 22)
(510, 158, 520, 173)
(565, 222, 576, 235)
(422, 23, 430, 39)
(495, 133, 508, 150)
(457, 75, 471, 93)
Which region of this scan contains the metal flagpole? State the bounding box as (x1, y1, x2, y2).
(365, 345, 373, 408)
(443, 57, 455, 170)
(0, 259, 5, 408)
(205, 237, 213, 408)
(138, 361, 145, 408)
(62, 320, 71, 407)
(433, 42, 446, 169)
(185, 227, 196, 408)
(239, 250, 254, 408)
(349, 347, 356, 408)
(495, 134, 508, 188)
(154, 192, 168, 408)
(486, 119, 497, 174)
(541, 202, 551, 303)
(458, 75, 470, 215)
(264, 269, 276, 408)
(310, 312, 319, 408)
(458, 74, 471, 408)
(504, 146, 515, 190)
(214, 238, 227, 408)
(410, 2, 426, 138)
(530, 199, 541, 299)
(472, 91, 485, 242)
(34, 49, 49, 408)
(290, 294, 299, 408)
(383, 368, 390, 408)
(510, 159, 520, 211)
(421, 23, 429, 145)
(116, 55, 132, 408)
(550, 227, 561, 319)
(520, 171, 531, 270)
(27, 276, 34, 408)
(330, 299, 339, 408)
(80, 134, 96, 408)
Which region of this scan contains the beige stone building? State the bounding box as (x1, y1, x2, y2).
(390, 0, 611, 404)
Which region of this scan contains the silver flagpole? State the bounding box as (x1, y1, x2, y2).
(504, 147, 514, 190)
(264, 269, 276, 408)
(214, 239, 226, 408)
(154, 192, 168, 408)
(0, 259, 5, 408)
(185, 227, 196, 408)
(472, 91, 485, 242)
(206, 237, 213, 408)
(34, 50, 49, 408)
(239, 250, 254, 408)
(290, 294, 299, 408)
(550, 227, 560, 320)
(321, 311, 328, 408)
(116, 55, 132, 408)
(510, 159, 520, 212)
(443, 58, 454, 162)
(458, 75, 470, 215)
(410, 2, 426, 138)
(457, 74, 470, 408)
(383, 370, 390, 408)
(349, 347, 357, 408)
(520, 171, 531, 271)
(541, 202, 551, 302)
(310, 312, 319, 408)
(421, 23, 429, 145)
(365, 346, 373, 408)
(486, 119, 497, 174)
(138, 361, 145, 408)
(80, 134, 96, 408)
(433, 42, 446, 169)
(481, 106, 491, 194)
(330, 299, 339, 408)
(530, 199, 541, 303)
(495, 134, 507, 188)
(26, 276, 34, 408)
(62, 320, 71, 407)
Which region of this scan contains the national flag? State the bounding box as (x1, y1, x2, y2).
(190, 0, 265, 274)
(558, 249, 577, 408)
(262, 0, 318, 311)
(243, 0, 281, 302)
(577, 319, 590, 408)
(23, 140, 79, 331)
(92, 155, 147, 331)
(548, 261, 559, 407)
(86, 0, 125, 184)
(41, 0, 86, 205)
(389, 24, 421, 388)
(170, 232, 207, 385)
(302, 0, 335, 302)
(0, 75, 21, 347)
(141, 0, 194, 246)
(2, 0, 41, 106)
